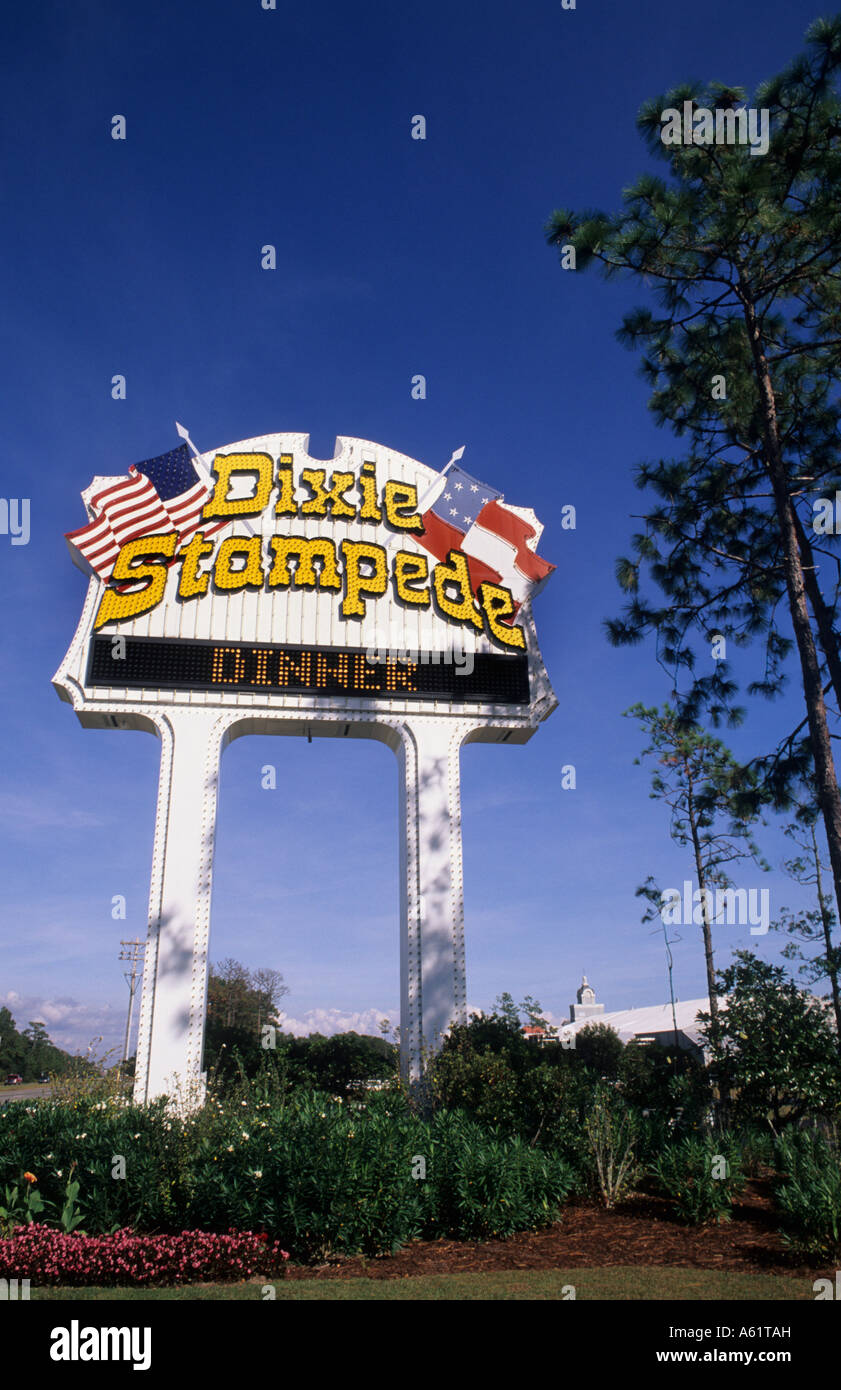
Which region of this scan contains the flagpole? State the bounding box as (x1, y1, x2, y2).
(386, 445, 466, 551)
(175, 421, 256, 538)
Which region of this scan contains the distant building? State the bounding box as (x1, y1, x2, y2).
(559, 996, 713, 1056)
(516, 976, 719, 1056)
(569, 975, 605, 1023)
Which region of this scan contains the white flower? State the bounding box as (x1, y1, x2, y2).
(253, 1170, 263, 1179)
(241, 1131, 250, 1140)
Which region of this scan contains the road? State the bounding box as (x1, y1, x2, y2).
(0, 1084, 51, 1104)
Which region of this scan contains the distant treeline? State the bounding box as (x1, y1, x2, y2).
(0, 1009, 83, 1081)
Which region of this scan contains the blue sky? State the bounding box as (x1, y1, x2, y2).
(0, 0, 831, 1056)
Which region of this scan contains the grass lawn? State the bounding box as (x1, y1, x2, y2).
(32, 1268, 815, 1300)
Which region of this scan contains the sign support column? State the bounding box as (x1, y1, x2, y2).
(397, 718, 471, 1082)
(133, 709, 228, 1107)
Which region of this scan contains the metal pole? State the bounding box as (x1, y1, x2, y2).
(119, 938, 145, 1073)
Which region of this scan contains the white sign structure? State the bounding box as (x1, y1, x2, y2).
(54, 432, 557, 1105)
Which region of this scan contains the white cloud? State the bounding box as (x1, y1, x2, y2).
(1, 993, 404, 1055)
(0, 991, 123, 1059)
(0, 793, 103, 833)
(278, 1006, 398, 1039)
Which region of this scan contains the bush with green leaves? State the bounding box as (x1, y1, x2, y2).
(429, 1025, 592, 1163)
(649, 1135, 744, 1225)
(619, 1041, 711, 1136)
(429, 1049, 522, 1132)
(575, 1024, 625, 1079)
(424, 1110, 575, 1239)
(0, 1089, 576, 1262)
(700, 953, 841, 1129)
(738, 1127, 777, 1178)
(583, 1084, 642, 1208)
(773, 1129, 841, 1260)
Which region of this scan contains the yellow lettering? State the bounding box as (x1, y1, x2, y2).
(340, 540, 388, 619)
(212, 536, 265, 591)
(385, 658, 417, 692)
(383, 480, 423, 532)
(251, 649, 271, 685)
(93, 533, 177, 630)
(314, 651, 350, 687)
(177, 532, 214, 600)
(202, 452, 274, 519)
(358, 461, 382, 523)
(431, 550, 484, 633)
(478, 582, 525, 649)
(211, 646, 246, 683)
(299, 468, 357, 519)
(274, 454, 297, 517)
(351, 652, 382, 691)
(277, 650, 312, 686)
(393, 550, 430, 607)
(267, 536, 341, 590)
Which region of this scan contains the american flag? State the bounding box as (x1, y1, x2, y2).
(66, 444, 228, 581)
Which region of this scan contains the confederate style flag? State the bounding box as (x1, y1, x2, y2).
(414, 461, 555, 606)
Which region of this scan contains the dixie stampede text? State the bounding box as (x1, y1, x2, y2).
(93, 454, 525, 651)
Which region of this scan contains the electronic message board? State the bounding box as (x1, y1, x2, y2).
(86, 635, 531, 704)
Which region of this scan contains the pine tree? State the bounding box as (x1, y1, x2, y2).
(627, 703, 768, 1043)
(772, 797, 841, 1049)
(546, 18, 841, 923)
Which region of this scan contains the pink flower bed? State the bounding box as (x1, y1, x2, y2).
(0, 1225, 290, 1286)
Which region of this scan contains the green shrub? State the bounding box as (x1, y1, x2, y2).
(575, 1024, 625, 1079)
(738, 1127, 776, 1178)
(773, 1129, 841, 1260)
(0, 1089, 576, 1262)
(583, 1084, 642, 1208)
(426, 1110, 575, 1239)
(429, 1051, 521, 1131)
(649, 1135, 744, 1224)
(619, 1042, 712, 1133)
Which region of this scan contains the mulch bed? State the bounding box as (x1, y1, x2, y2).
(285, 1178, 834, 1281)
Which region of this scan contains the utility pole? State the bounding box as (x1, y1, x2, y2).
(119, 939, 145, 1077)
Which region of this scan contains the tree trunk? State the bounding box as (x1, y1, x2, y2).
(811, 824, 841, 1053)
(687, 780, 719, 1035)
(741, 290, 841, 935)
(687, 784, 727, 1125)
(792, 510, 841, 711)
